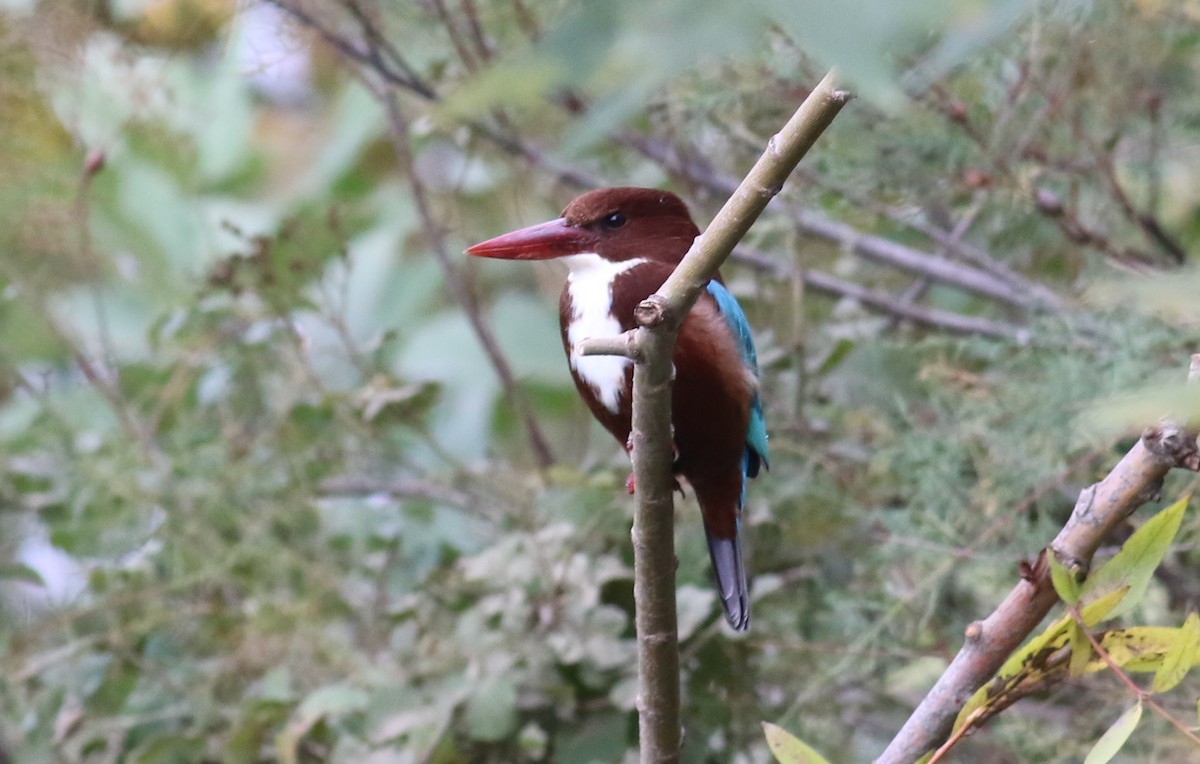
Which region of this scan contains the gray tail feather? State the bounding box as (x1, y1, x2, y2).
(705, 530, 750, 631)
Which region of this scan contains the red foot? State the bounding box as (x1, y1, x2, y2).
(624, 472, 685, 496)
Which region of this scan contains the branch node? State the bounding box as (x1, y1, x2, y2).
(1050, 546, 1087, 578)
(1142, 424, 1199, 470)
(642, 630, 679, 646)
(1067, 483, 1098, 522)
(1017, 558, 1038, 582)
(964, 621, 984, 641)
(634, 295, 670, 329)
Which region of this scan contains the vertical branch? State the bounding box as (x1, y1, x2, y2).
(628, 320, 683, 762)
(581, 71, 850, 763)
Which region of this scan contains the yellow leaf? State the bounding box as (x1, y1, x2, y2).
(1151, 612, 1200, 693)
(1092, 627, 1181, 673)
(762, 722, 833, 764)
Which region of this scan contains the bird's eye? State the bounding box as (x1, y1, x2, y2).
(601, 212, 626, 230)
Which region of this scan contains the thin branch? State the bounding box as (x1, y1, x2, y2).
(709, 116, 1066, 311)
(623, 133, 1038, 311)
(576, 334, 638, 359)
(271, 0, 555, 466)
(1066, 604, 1200, 747)
(876, 354, 1200, 763)
(429, 0, 481, 73)
(1090, 140, 1186, 264)
(733, 246, 1026, 341)
(620, 71, 850, 764)
(458, 0, 492, 63)
(375, 90, 556, 468)
(268, 0, 437, 99)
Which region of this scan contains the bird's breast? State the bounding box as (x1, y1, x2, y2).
(562, 254, 648, 414)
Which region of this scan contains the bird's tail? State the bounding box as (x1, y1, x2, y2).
(703, 521, 750, 631)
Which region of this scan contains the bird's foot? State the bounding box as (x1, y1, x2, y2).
(625, 472, 685, 496)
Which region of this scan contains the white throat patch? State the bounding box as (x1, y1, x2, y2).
(563, 254, 646, 413)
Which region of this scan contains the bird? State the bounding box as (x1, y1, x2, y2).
(466, 187, 768, 631)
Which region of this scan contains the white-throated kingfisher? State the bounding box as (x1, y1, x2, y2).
(466, 187, 768, 631)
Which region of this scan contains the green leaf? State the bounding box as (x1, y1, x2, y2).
(0, 563, 45, 587)
(1068, 620, 1092, 678)
(87, 658, 138, 715)
(128, 734, 205, 764)
(1084, 702, 1142, 764)
(1151, 612, 1200, 693)
(276, 685, 369, 764)
(1048, 551, 1081, 605)
(1080, 496, 1189, 620)
(762, 722, 832, 764)
(815, 339, 856, 376)
(225, 700, 291, 764)
(1079, 585, 1131, 628)
(1084, 382, 1200, 438)
(465, 679, 518, 742)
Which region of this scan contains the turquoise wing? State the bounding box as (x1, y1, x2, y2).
(705, 281, 769, 490)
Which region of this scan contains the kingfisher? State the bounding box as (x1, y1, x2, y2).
(466, 187, 768, 631)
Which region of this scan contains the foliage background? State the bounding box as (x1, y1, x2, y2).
(1, 0, 1199, 762)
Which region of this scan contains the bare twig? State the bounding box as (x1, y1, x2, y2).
(271, 0, 555, 466)
(1090, 140, 1186, 264)
(429, 0, 480, 73)
(376, 91, 556, 467)
(268, 0, 437, 99)
(876, 354, 1200, 763)
(733, 246, 1026, 341)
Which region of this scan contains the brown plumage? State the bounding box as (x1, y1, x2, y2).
(467, 188, 766, 630)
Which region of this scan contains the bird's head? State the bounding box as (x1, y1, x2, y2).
(466, 187, 700, 265)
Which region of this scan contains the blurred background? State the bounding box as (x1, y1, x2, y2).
(1, 0, 1199, 761)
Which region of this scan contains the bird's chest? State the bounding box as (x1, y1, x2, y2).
(561, 256, 652, 414)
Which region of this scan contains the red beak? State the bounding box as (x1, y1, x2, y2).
(466, 218, 596, 260)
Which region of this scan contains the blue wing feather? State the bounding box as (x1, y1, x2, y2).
(705, 281, 769, 503)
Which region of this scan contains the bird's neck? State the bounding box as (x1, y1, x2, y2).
(562, 254, 650, 333)
(561, 254, 648, 414)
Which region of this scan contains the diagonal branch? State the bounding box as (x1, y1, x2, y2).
(733, 246, 1026, 341)
(876, 354, 1200, 763)
(623, 133, 1044, 311)
(376, 90, 556, 468)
